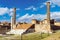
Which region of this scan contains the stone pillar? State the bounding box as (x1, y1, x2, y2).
(11, 17, 13, 29)
(13, 8, 16, 25)
(47, 2, 52, 33)
(12, 8, 16, 29)
(47, 2, 50, 24)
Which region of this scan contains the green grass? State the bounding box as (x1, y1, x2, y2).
(41, 30, 60, 40)
(0, 30, 59, 40)
(0, 33, 51, 40)
(21, 33, 50, 40)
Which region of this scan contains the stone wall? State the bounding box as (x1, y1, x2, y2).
(54, 22, 60, 26)
(7, 29, 26, 35)
(35, 24, 52, 33)
(0, 28, 8, 34)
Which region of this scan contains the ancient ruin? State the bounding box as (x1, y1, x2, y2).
(0, 2, 60, 35)
(6, 2, 54, 35)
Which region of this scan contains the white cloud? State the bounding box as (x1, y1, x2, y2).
(18, 13, 46, 23)
(49, 0, 60, 6)
(0, 7, 9, 15)
(0, 7, 20, 16)
(40, 0, 55, 9)
(25, 6, 37, 11)
(42, 0, 59, 8)
(43, 0, 60, 7)
(18, 12, 60, 23)
(51, 12, 60, 19)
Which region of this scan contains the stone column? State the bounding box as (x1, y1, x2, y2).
(47, 2, 50, 24)
(46, 2, 52, 33)
(12, 8, 16, 29)
(11, 17, 13, 29)
(13, 8, 16, 25)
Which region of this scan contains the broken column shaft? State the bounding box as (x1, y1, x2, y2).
(12, 8, 16, 29)
(47, 2, 50, 24)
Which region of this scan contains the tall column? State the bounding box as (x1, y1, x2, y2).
(47, 2, 50, 24)
(13, 8, 16, 25)
(12, 8, 16, 28)
(11, 17, 13, 30)
(47, 2, 52, 33)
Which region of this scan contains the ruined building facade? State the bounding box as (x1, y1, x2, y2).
(35, 2, 52, 33)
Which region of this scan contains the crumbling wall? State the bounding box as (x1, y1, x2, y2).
(0, 28, 7, 34)
(54, 22, 60, 26)
(35, 24, 52, 33)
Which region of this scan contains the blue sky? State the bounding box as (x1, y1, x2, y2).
(0, 0, 60, 22)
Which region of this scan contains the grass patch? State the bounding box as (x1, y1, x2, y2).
(20, 33, 50, 40)
(0, 33, 51, 40)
